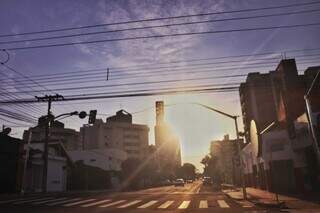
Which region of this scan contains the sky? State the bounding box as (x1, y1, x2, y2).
(0, 0, 320, 171)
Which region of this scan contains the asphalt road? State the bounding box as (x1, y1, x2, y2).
(0, 181, 269, 213)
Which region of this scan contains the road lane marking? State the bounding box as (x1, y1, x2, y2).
(196, 187, 201, 194)
(99, 200, 126, 208)
(63, 199, 96, 207)
(158, 200, 174, 209)
(14, 197, 53, 204)
(241, 201, 253, 208)
(0, 197, 40, 204)
(81, 199, 111, 207)
(178, 201, 191, 209)
(32, 197, 67, 205)
(217, 200, 230, 208)
(137, 200, 158, 208)
(199, 200, 208, 208)
(47, 198, 81, 206)
(117, 200, 142, 208)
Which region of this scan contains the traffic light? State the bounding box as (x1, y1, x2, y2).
(88, 110, 97, 124)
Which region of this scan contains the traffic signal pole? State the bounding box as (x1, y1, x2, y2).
(192, 103, 247, 199)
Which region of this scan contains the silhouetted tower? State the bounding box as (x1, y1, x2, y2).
(156, 101, 164, 125)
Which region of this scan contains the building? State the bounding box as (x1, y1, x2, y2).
(80, 110, 149, 160)
(210, 134, 244, 185)
(239, 72, 278, 143)
(23, 119, 80, 151)
(68, 149, 127, 172)
(154, 101, 182, 177)
(0, 133, 24, 193)
(23, 140, 72, 192)
(239, 59, 320, 193)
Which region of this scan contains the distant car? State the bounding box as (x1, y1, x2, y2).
(186, 179, 193, 183)
(161, 179, 172, 186)
(174, 178, 185, 187)
(203, 177, 212, 185)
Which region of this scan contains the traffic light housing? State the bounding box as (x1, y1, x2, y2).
(89, 110, 97, 124)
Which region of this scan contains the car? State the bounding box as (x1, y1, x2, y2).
(174, 178, 185, 187)
(160, 179, 172, 186)
(186, 179, 193, 183)
(203, 176, 212, 185)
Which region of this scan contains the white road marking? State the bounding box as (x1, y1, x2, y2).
(81, 199, 111, 207)
(99, 200, 126, 208)
(199, 200, 208, 208)
(158, 200, 174, 209)
(63, 199, 96, 207)
(196, 187, 201, 194)
(14, 197, 53, 204)
(32, 197, 67, 205)
(47, 198, 81, 206)
(137, 200, 158, 208)
(178, 201, 191, 209)
(0, 197, 40, 204)
(117, 200, 142, 208)
(217, 200, 230, 208)
(241, 201, 253, 208)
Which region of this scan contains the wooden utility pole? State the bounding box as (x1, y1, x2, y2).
(35, 94, 64, 193)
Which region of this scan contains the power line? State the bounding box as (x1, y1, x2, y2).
(1, 8, 319, 45)
(1, 0, 319, 38)
(1, 57, 319, 90)
(0, 86, 239, 104)
(0, 57, 282, 84)
(4, 48, 320, 81)
(4, 22, 320, 51)
(1, 55, 318, 85)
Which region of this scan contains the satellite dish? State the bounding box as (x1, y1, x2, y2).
(250, 120, 260, 157)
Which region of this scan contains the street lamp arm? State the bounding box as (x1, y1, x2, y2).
(192, 102, 237, 119)
(54, 111, 78, 120)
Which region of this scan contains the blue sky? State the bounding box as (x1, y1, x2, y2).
(0, 0, 319, 171)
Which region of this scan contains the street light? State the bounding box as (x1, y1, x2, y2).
(192, 103, 247, 200)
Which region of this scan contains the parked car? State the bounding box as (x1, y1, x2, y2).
(186, 179, 193, 183)
(161, 179, 172, 186)
(174, 178, 185, 187)
(203, 176, 212, 185)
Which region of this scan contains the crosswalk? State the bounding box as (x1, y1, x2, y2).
(0, 196, 255, 210)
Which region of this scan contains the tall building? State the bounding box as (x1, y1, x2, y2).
(239, 59, 320, 193)
(239, 72, 278, 143)
(80, 110, 149, 160)
(154, 101, 182, 176)
(23, 118, 80, 151)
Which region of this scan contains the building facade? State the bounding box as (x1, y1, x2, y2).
(210, 134, 244, 185)
(80, 110, 149, 160)
(23, 119, 80, 151)
(239, 59, 320, 193)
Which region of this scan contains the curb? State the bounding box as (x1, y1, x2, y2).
(222, 190, 286, 208)
(252, 200, 286, 208)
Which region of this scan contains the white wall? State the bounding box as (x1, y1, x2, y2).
(68, 149, 127, 171)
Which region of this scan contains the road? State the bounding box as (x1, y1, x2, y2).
(0, 181, 268, 213)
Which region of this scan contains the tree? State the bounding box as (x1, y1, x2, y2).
(176, 163, 196, 180)
(201, 155, 221, 183)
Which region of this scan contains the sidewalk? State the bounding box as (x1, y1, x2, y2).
(222, 186, 320, 209)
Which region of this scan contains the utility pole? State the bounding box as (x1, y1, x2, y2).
(305, 69, 320, 166)
(234, 116, 247, 200)
(36, 94, 64, 193)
